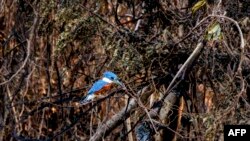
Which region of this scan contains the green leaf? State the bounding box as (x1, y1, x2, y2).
(206, 23, 222, 41)
(191, 0, 206, 14)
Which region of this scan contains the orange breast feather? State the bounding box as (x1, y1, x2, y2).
(94, 84, 113, 95)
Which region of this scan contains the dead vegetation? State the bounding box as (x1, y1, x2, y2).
(0, 0, 250, 141)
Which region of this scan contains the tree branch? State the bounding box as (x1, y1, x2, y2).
(89, 86, 150, 141)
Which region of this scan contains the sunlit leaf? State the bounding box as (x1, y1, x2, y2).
(191, 0, 206, 14)
(206, 23, 222, 41)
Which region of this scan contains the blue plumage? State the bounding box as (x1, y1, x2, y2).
(88, 80, 109, 94)
(103, 71, 118, 80)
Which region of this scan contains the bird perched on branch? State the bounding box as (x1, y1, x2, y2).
(79, 71, 123, 105)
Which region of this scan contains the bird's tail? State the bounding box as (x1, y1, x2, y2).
(79, 94, 95, 105)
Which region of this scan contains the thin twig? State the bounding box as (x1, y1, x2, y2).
(207, 14, 245, 72)
(0, 14, 39, 85)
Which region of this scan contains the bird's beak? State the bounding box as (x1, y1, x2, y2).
(114, 79, 127, 90)
(114, 79, 124, 87)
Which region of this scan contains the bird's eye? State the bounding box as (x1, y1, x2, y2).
(110, 77, 114, 80)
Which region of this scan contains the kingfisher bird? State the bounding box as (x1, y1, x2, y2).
(79, 71, 123, 105)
